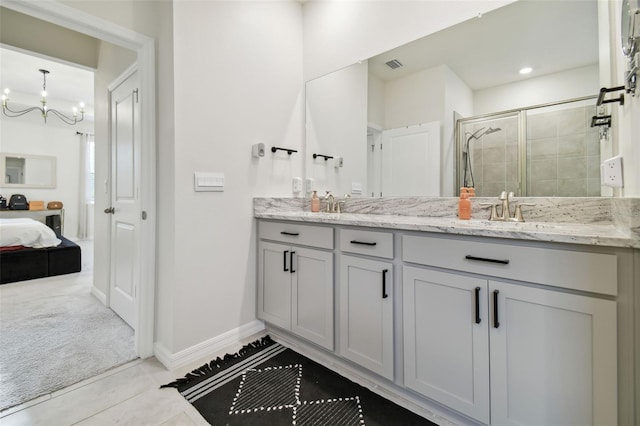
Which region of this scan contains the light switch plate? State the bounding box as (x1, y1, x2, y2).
(194, 172, 224, 192)
(602, 156, 623, 188)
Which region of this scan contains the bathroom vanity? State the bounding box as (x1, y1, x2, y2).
(254, 197, 639, 426)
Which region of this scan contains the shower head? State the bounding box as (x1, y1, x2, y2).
(484, 127, 502, 135)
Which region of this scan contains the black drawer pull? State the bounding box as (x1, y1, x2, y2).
(465, 255, 510, 265)
(350, 240, 377, 246)
(475, 287, 481, 324)
(382, 269, 389, 299)
(283, 250, 289, 272)
(493, 290, 500, 328)
(281, 231, 299, 236)
(290, 251, 295, 274)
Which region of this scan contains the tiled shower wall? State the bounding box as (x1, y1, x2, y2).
(465, 104, 601, 197)
(468, 115, 519, 196)
(527, 105, 600, 196)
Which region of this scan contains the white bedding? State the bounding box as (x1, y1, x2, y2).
(0, 218, 61, 248)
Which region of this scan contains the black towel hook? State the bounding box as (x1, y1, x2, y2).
(271, 147, 297, 155)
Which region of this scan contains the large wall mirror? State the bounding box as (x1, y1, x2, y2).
(305, 0, 604, 198)
(0, 153, 57, 188)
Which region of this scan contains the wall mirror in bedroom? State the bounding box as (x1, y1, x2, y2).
(0, 153, 56, 188)
(305, 0, 604, 198)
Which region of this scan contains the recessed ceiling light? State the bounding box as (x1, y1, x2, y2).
(519, 67, 533, 75)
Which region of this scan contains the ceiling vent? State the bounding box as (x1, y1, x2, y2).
(385, 59, 403, 70)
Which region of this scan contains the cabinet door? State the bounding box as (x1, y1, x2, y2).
(257, 241, 291, 329)
(291, 247, 334, 350)
(339, 255, 393, 380)
(403, 266, 490, 424)
(489, 281, 617, 426)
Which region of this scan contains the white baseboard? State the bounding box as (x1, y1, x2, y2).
(154, 320, 265, 371)
(90, 285, 107, 306)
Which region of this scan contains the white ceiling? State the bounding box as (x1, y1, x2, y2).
(369, 0, 599, 90)
(0, 46, 94, 109)
(1, 0, 598, 107)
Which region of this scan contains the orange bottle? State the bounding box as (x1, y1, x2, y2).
(311, 191, 320, 212)
(458, 191, 471, 220)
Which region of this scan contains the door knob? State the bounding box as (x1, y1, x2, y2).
(104, 207, 115, 214)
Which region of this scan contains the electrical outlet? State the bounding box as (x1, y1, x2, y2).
(305, 178, 315, 193)
(292, 177, 302, 193)
(602, 156, 623, 188)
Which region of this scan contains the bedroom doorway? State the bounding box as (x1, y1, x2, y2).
(2, 1, 158, 358)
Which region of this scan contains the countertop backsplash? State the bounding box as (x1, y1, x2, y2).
(255, 196, 630, 225)
(254, 196, 640, 248)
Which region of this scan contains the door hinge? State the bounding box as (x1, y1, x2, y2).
(133, 88, 139, 103)
(142, 211, 147, 220)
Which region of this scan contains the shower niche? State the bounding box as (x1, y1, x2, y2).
(456, 99, 601, 197)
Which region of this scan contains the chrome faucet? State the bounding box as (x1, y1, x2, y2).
(336, 193, 351, 213)
(498, 191, 514, 220)
(325, 191, 336, 213)
(481, 191, 535, 222)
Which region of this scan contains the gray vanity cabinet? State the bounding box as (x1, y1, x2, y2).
(402, 235, 618, 426)
(339, 255, 394, 380)
(257, 222, 334, 351)
(403, 266, 490, 424)
(338, 228, 395, 380)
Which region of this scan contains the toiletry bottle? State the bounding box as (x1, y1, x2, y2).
(467, 187, 475, 197)
(459, 190, 471, 220)
(311, 190, 320, 212)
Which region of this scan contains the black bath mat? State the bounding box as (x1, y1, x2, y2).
(161, 336, 436, 425)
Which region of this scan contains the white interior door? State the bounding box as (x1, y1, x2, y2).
(108, 70, 141, 330)
(381, 122, 440, 196)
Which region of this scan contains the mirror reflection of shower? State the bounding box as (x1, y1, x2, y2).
(463, 127, 502, 188)
(456, 97, 601, 197)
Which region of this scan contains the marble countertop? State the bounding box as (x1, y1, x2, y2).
(255, 210, 638, 249)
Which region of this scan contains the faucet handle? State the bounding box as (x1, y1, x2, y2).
(480, 202, 500, 221)
(513, 203, 536, 222)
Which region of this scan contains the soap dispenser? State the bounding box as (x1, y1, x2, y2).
(311, 190, 320, 212)
(458, 188, 471, 220)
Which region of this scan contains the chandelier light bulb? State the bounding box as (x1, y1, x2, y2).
(3, 69, 84, 125)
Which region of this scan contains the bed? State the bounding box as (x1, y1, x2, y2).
(0, 218, 81, 284)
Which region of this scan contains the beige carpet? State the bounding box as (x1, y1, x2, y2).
(0, 240, 137, 412)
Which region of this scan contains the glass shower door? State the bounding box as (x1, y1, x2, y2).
(457, 113, 520, 197)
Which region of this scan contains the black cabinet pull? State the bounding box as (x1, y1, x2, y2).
(281, 231, 299, 236)
(465, 255, 510, 265)
(290, 251, 295, 274)
(493, 290, 500, 328)
(382, 269, 389, 299)
(350, 240, 377, 246)
(283, 250, 289, 272)
(475, 287, 481, 324)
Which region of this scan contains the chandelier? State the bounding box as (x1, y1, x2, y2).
(2, 69, 85, 125)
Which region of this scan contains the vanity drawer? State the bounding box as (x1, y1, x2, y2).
(259, 221, 333, 249)
(339, 229, 393, 259)
(339, 228, 393, 259)
(402, 235, 617, 296)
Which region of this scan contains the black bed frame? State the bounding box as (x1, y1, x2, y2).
(0, 236, 82, 284)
